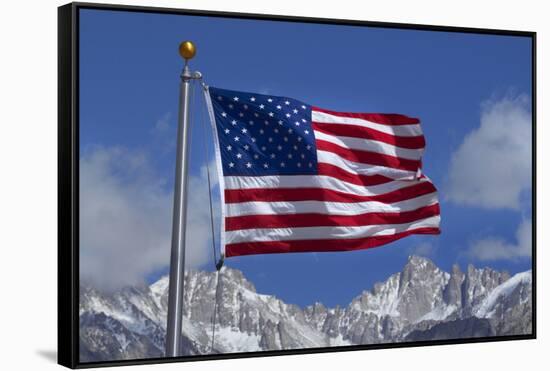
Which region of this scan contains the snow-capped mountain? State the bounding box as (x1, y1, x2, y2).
(79, 256, 532, 362)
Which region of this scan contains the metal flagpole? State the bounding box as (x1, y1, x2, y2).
(166, 41, 202, 358)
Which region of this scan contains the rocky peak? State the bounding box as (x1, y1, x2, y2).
(443, 264, 465, 308)
(392, 256, 449, 323)
(400, 255, 445, 290)
(406, 254, 434, 267)
(461, 264, 509, 315)
(218, 266, 257, 292)
(79, 257, 532, 362)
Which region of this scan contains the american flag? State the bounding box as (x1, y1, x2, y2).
(205, 86, 440, 258)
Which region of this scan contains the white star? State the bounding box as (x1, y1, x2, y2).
(254, 154, 259, 159)
(249, 121, 254, 126)
(301, 105, 306, 109)
(263, 163, 269, 168)
(301, 153, 305, 159)
(246, 162, 252, 168)
(239, 112, 244, 117)
(297, 137, 302, 142)
(277, 145, 282, 151)
(287, 153, 293, 159)
(285, 113, 291, 118)
(250, 97, 256, 102)
(224, 129, 230, 134)
(259, 104, 265, 109)
(293, 109, 298, 114)
(274, 128, 279, 133)
(288, 128, 293, 134)
(258, 129, 264, 135)
(228, 104, 233, 109)
(302, 118, 306, 122)
(293, 145, 298, 150)
(243, 144, 249, 150)
(226, 145, 232, 151)
(295, 121, 300, 126)
(234, 136, 240, 141)
(241, 128, 247, 134)
(268, 137, 273, 142)
(221, 112, 227, 117)
(280, 162, 286, 167)
(278, 120, 283, 126)
(268, 112, 274, 117)
(306, 145, 312, 150)
(297, 162, 301, 167)
(285, 101, 290, 105)
(270, 153, 276, 159)
(236, 153, 242, 159)
(251, 137, 256, 143)
(276, 105, 282, 110)
(308, 162, 313, 168)
(264, 120, 269, 126)
(233, 96, 239, 101)
(217, 96, 222, 100)
(284, 137, 288, 142)
(304, 130, 310, 134)
(228, 162, 234, 168)
(254, 113, 259, 117)
(231, 120, 237, 126)
(267, 98, 273, 102)
(244, 104, 248, 110)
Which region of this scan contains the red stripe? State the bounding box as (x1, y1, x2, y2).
(317, 163, 394, 186)
(226, 203, 440, 231)
(225, 227, 440, 257)
(225, 179, 436, 204)
(316, 140, 420, 171)
(313, 123, 425, 150)
(312, 107, 420, 125)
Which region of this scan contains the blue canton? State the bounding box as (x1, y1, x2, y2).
(209, 87, 318, 176)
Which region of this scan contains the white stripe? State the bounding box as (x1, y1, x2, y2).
(204, 87, 227, 258)
(314, 130, 423, 160)
(226, 192, 439, 217)
(226, 215, 440, 244)
(317, 150, 419, 180)
(224, 174, 429, 197)
(312, 110, 422, 137)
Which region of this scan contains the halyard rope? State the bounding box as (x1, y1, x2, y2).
(195, 80, 221, 354)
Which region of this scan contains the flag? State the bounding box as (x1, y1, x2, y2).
(205, 86, 440, 258)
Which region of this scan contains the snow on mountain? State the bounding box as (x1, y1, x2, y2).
(79, 256, 532, 362)
(476, 270, 532, 318)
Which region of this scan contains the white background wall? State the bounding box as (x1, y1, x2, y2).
(0, 0, 546, 369)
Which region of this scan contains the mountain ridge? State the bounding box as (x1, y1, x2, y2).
(79, 255, 532, 362)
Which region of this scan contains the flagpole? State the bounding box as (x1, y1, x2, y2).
(166, 41, 202, 358)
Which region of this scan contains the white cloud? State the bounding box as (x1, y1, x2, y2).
(152, 112, 171, 133)
(446, 94, 532, 210)
(407, 241, 436, 257)
(80, 146, 218, 291)
(468, 219, 532, 261)
(150, 112, 176, 154)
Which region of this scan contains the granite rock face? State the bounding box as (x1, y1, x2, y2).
(79, 256, 532, 362)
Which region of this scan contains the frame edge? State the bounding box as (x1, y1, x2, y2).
(58, 2, 78, 369)
(62, 2, 537, 368)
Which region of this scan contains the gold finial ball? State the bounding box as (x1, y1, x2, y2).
(179, 41, 196, 60)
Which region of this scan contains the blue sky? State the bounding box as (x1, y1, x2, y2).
(79, 8, 533, 307)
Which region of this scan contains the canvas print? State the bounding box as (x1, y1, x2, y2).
(74, 5, 534, 365)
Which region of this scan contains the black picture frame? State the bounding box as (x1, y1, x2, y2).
(58, 2, 537, 369)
